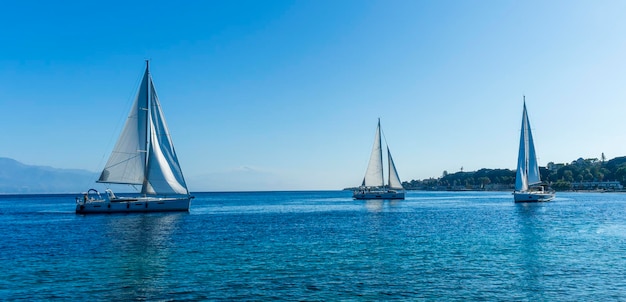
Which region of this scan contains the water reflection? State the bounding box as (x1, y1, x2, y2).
(365, 200, 384, 212)
(102, 213, 185, 299)
(514, 202, 547, 300)
(363, 199, 402, 212)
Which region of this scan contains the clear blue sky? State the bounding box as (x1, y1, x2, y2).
(1, 0, 625, 191)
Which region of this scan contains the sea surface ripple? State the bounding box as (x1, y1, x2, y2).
(1, 191, 626, 301)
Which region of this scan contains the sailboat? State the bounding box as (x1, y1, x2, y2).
(76, 61, 193, 213)
(513, 97, 555, 202)
(353, 119, 405, 200)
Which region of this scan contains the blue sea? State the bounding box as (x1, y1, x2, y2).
(1, 191, 626, 301)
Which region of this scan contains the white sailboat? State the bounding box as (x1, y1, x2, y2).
(76, 61, 193, 213)
(513, 97, 555, 202)
(353, 119, 405, 200)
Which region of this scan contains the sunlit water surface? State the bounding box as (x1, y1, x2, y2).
(1, 191, 626, 300)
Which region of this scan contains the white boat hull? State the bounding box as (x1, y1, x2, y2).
(76, 197, 191, 214)
(353, 190, 405, 200)
(513, 191, 555, 203)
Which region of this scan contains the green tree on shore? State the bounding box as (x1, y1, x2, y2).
(402, 155, 626, 191)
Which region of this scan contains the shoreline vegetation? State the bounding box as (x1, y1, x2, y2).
(347, 155, 626, 193)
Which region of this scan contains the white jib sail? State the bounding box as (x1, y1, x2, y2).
(525, 108, 541, 186)
(143, 81, 188, 195)
(387, 147, 403, 190)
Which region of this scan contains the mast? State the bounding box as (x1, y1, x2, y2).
(377, 118, 384, 187)
(141, 60, 152, 195)
(515, 97, 528, 191)
(522, 95, 528, 185)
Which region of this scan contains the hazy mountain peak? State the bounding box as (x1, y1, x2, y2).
(0, 158, 96, 194)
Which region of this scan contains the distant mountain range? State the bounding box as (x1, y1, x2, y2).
(0, 157, 97, 194)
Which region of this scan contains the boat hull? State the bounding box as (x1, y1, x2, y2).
(76, 197, 191, 214)
(353, 190, 405, 200)
(513, 191, 555, 203)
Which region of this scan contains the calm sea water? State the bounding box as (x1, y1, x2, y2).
(1, 191, 626, 301)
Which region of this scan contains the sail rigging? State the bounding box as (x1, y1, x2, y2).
(360, 119, 403, 189)
(512, 97, 555, 202)
(97, 62, 189, 195)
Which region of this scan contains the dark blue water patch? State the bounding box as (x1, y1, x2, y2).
(1, 191, 626, 300)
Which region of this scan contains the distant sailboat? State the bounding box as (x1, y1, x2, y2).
(354, 119, 405, 200)
(76, 61, 193, 213)
(513, 97, 555, 202)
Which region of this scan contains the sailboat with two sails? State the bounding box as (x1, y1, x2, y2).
(513, 97, 555, 202)
(76, 62, 193, 213)
(354, 119, 405, 200)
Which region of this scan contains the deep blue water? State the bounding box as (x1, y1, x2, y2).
(1, 191, 626, 301)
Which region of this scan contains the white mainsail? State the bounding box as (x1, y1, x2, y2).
(362, 120, 384, 187)
(515, 100, 541, 192)
(97, 73, 149, 185)
(98, 63, 189, 196)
